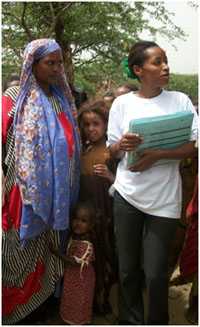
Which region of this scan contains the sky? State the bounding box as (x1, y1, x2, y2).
(154, 1, 198, 74)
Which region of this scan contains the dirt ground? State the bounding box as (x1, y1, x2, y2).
(44, 267, 195, 325)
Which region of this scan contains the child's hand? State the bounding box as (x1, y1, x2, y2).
(93, 164, 115, 182)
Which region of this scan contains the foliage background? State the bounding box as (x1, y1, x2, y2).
(2, 1, 198, 100)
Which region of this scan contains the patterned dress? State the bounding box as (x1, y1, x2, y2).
(2, 86, 72, 324)
(60, 238, 95, 324)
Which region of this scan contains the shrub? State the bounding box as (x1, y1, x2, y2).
(167, 74, 198, 103)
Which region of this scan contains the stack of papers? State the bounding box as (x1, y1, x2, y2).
(127, 111, 194, 166)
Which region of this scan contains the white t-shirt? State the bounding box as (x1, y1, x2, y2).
(107, 90, 198, 218)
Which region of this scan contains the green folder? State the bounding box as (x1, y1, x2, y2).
(127, 111, 194, 166)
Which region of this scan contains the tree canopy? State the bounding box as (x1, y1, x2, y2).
(2, 2, 186, 93)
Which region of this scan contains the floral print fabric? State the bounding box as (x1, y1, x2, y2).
(14, 39, 80, 243)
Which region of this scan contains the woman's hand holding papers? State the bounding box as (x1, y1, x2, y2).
(128, 141, 197, 172)
(129, 148, 162, 172)
(119, 133, 143, 152)
(109, 132, 143, 159)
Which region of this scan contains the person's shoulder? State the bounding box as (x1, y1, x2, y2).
(113, 91, 135, 104)
(118, 91, 135, 100)
(163, 89, 189, 101)
(110, 92, 136, 117)
(3, 85, 20, 101)
(162, 90, 191, 106)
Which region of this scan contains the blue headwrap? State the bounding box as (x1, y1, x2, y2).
(14, 39, 80, 244)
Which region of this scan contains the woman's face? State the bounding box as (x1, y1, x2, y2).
(71, 208, 92, 235)
(33, 50, 63, 86)
(81, 111, 107, 144)
(133, 47, 169, 88)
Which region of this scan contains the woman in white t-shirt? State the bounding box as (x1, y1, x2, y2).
(107, 40, 198, 325)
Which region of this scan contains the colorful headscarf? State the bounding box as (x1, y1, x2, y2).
(14, 39, 80, 244)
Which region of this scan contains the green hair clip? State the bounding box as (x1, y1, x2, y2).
(121, 57, 137, 80)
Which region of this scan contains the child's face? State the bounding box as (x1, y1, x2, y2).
(82, 112, 106, 144)
(71, 208, 92, 235)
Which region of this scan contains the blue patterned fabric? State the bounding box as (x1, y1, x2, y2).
(14, 39, 80, 244)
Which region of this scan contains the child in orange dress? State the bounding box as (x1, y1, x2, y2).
(51, 201, 96, 325)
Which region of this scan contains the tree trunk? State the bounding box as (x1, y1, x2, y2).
(62, 46, 74, 86)
(54, 8, 74, 85)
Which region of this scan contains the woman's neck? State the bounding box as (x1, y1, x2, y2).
(137, 85, 162, 99)
(38, 82, 52, 96)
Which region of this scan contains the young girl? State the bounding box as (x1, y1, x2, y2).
(51, 201, 96, 325)
(78, 101, 117, 314)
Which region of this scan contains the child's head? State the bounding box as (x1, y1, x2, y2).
(78, 100, 108, 145)
(70, 201, 95, 237)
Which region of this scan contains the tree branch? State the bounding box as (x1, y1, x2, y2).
(55, 3, 74, 20)
(49, 3, 75, 37)
(94, 48, 114, 61)
(21, 3, 34, 40)
(48, 3, 57, 36)
(72, 42, 97, 55)
(49, 3, 56, 22)
(3, 8, 34, 40)
(4, 42, 21, 60)
(75, 54, 100, 67)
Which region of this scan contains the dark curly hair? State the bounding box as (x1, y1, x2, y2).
(128, 40, 159, 80)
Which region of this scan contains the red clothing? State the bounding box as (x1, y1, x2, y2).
(186, 177, 198, 219)
(60, 239, 95, 324)
(2, 86, 72, 324)
(179, 177, 198, 279)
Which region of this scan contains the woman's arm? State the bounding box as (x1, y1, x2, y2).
(109, 140, 124, 159)
(155, 142, 197, 160)
(108, 132, 143, 160)
(129, 141, 197, 172)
